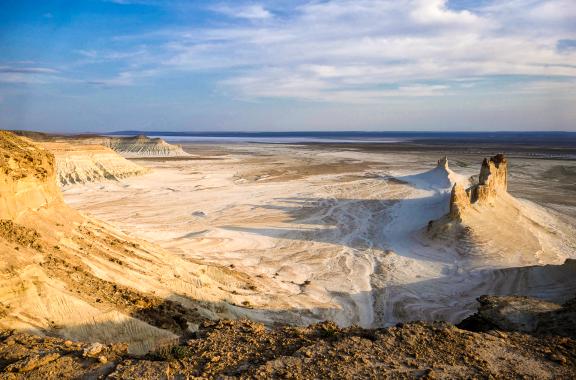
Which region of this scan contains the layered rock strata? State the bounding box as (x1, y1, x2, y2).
(0, 132, 63, 219)
(0, 131, 273, 354)
(12, 131, 189, 158)
(103, 135, 189, 158)
(41, 142, 149, 186)
(450, 154, 508, 219)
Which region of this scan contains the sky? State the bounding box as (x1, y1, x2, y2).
(0, 0, 575, 133)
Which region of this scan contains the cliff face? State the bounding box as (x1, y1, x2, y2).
(41, 142, 149, 186)
(0, 131, 63, 220)
(449, 154, 508, 219)
(0, 132, 274, 354)
(12, 131, 190, 158)
(104, 135, 189, 158)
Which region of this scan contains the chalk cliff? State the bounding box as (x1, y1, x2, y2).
(41, 142, 149, 186)
(0, 131, 272, 354)
(104, 135, 189, 157)
(12, 131, 190, 158)
(0, 131, 63, 220)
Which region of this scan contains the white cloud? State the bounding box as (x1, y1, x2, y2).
(410, 0, 487, 28)
(212, 4, 272, 20)
(67, 0, 576, 104)
(0, 65, 60, 84)
(84, 69, 158, 87)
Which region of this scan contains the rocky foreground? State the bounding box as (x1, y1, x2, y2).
(1, 296, 575, 379)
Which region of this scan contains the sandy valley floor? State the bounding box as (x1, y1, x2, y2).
(62, 143, 576, 328)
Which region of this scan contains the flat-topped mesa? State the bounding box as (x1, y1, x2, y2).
(449, 154, 508, 220)
(40, 142, 150, 186)
(104, 135, 189, 157)
(0, 131, 63, 219)
(11, 131, 189, 158)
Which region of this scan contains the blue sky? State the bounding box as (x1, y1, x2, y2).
(1, 0, 575, 132)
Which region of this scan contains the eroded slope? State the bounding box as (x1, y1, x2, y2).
(41, 142, 149, 186)
(0, 131, 284, 354)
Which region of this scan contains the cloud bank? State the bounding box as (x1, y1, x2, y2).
(1, 0, 575, 131)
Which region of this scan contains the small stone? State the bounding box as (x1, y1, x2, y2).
(99, 356, 108, 364)
(83, 342, 104, 357)
(550, 354, 567, 365)
(64, 340, 73, 347)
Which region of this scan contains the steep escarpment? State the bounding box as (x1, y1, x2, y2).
(0, 131, 63, 220)
(103, 135, 189, 158)
(1, 133, 575, 377)
(12, 130, 189, 158)
(41, 142, 149, 186)
(0, 131, 280, 355)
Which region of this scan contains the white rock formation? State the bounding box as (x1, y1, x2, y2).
(104, 135, 189, 158)
(0, 131, 279, 354)
(12, 131, 190, 158)
(41, 142, 150, 186)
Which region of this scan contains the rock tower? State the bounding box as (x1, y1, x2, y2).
(449, 154, 508, 219)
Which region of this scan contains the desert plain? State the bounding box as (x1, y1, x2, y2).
(61, 141, 576, 329)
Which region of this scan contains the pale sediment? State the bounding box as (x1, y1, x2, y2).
(2, 131, 575, 363)
(63, 146, 576, 329)
(40, 142, 150, 186)
(0, 132, 286, 354)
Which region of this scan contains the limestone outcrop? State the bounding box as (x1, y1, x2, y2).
(0, 131, 63, 220)
(428, 153, 575, 267)
(0, 131, 274, 354)
(12, 131, 190, 158)
(459, 294, 576, 338)
(41, 142, 149, 186)
(437, 156, 449, 170)
(449, 154, 508, 219)
(103, 135, 189, 158)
